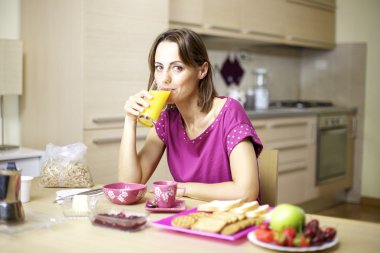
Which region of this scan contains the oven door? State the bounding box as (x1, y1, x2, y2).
(317, 127, 348, 184)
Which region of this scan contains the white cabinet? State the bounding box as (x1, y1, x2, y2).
(20, 0, 169, 184)
(253, 116, 318, 204)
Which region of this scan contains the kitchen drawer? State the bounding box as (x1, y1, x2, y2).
(254, 117, 314, 144)
(84, 126, 170, 185)
(278, 169, 309, 204)
(84, 128, 124, 184)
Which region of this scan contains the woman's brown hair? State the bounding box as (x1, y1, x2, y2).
(147, 28, 217, 113)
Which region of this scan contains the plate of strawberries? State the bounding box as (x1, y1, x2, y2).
(247, 219, 338, 252)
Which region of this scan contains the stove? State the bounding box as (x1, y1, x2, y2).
(269, 100, 334, 109)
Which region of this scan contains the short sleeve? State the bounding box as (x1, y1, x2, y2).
(226, 123, 263, 157)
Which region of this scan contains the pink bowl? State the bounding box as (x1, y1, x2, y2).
(103, 182, 147, 205)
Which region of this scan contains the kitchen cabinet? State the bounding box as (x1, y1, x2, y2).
(169, 0, 335, 49)
(252, 116, 318, 204)
(20, 0, 169, 184)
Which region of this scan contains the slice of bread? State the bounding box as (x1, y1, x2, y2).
(197, 199, 243, 212)
(229, 201, 259, 215)
(245, 204, 270, 218)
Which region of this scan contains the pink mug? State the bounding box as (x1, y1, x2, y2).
(153, 181, 184, 208)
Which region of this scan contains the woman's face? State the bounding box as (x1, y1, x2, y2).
(154, 41, 203, 104)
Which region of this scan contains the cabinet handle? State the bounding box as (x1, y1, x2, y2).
(93, 137, 122, 144)
(351, 116, 357, 139)
(204, 24, 240, 33)
(270, 121, 308, 128)
(92, 117, 125, 124)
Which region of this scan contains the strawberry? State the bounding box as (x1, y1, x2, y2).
(293, 233, 311, 247)
(273, 231, 286, 246)
(283, 227, 297, 246)
(255, 229, 274, 243)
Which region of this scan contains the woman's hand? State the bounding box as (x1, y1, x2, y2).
(123, 90, 153, 123)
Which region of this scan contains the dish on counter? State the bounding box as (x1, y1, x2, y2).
(89, 207, 149, 231)
(150, 208, 258, 241)
(145, 199, 186, 213)
(247, 232, 338, 252)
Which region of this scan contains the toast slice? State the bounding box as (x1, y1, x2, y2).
(197, 199, 243, 212)
(245, 204, 270, 218)
(229, 201, 259, 215)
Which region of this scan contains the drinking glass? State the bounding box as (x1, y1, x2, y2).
(138, 81, 171, 127)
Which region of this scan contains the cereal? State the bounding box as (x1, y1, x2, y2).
(40, 161, 94, 188)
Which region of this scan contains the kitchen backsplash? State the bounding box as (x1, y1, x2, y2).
(206, 41, 302, 101)
(205, 41, 366, 110)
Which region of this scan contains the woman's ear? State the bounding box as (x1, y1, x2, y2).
(198, 62, 209, 79)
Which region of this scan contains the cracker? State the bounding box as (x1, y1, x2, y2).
(220, 217, 257, 235)
(171, 215, 196, 229)
(191, 217, 227, 233)
(188, 211, 211, 221)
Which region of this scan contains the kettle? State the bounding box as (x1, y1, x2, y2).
(0, 165, 25, 223)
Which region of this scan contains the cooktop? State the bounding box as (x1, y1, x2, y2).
(269, 100, 334, 109)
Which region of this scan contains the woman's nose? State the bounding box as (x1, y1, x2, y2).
(162, 69, 171, 84)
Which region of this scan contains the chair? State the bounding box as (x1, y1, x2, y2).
(258, 149, 279, 207)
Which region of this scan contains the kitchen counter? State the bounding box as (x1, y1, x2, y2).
(246, 106, 357, 119)
(1, 180, 380, 253)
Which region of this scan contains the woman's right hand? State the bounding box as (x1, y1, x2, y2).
(123, 90, 153, 124)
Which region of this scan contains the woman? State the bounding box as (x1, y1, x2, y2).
(119, 28, 263, 202)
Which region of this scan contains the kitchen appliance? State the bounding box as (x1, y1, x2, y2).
(0, 167, 25, 223)
(270, 100, 334, 109)
(316, 114, 348, 184)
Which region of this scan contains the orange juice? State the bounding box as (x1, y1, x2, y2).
(138, 90, 171, 127)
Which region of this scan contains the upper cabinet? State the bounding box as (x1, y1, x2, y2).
(169, 0, 336, 49)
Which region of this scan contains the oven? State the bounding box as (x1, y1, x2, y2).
(316, 114, 348, 184)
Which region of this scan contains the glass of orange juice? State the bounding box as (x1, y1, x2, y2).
(138, 81, 171, 127)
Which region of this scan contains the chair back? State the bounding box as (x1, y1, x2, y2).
(258, 149, 279, 206)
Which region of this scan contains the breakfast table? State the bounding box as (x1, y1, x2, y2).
(1, 179, 380, 253)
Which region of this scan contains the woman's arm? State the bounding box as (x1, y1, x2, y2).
(179, 138, 259, 202)
(118, 90, 166, 184)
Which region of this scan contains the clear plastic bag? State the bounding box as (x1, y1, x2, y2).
(40, 143, 94, 188)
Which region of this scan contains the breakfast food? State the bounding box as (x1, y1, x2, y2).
(197, 199, 243, 212)
(191, 217, 227, 233)
(170, 200, 272, 236)
(91, 211, 147, 231)
(245, 204, 270, 218)
(229, 201, 259, 215)
(171, 215, 196, 229)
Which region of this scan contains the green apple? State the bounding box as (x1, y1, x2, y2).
(270, 204, 305, 232)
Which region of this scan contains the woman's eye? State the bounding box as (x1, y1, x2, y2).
(173, 65, 183, 72)
(155, 65, 163, 71)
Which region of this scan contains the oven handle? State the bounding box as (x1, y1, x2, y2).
(319, 127, 347, 134)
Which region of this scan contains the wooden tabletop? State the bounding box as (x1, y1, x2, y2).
(1, 179, 380, 253)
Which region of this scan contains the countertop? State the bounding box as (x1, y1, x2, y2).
(246, 106, 357, 119)
(1, 179, 380, 253)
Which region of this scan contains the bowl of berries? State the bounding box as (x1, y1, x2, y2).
(248, 204, 338, 252)
(89, 207, 149, 231)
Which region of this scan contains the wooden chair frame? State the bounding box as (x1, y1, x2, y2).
(258, 149, 279, 206)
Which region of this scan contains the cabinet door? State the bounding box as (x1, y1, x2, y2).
(84, 0, 169, 130)
(169, 0, 204, 26)
(285, 0, 335, 47)
(203, 0, 243, 32)
(241, 0, 286, 38)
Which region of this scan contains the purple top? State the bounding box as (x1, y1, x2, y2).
(155, 97, 263, 183)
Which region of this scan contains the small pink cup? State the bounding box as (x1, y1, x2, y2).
(153, 181, 182, 208)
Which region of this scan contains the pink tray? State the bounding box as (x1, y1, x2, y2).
(150, 208, 258, 241)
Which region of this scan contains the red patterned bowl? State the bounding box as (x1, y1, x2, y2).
(103, 182, 146, 205)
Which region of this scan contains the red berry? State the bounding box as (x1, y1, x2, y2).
(255, 229, 274, 243)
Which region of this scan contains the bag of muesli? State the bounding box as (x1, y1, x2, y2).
(40, 143, 94, 188)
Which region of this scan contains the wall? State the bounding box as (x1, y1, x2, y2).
(336, 0, 380, 199)
(0, 0, 21, 146)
